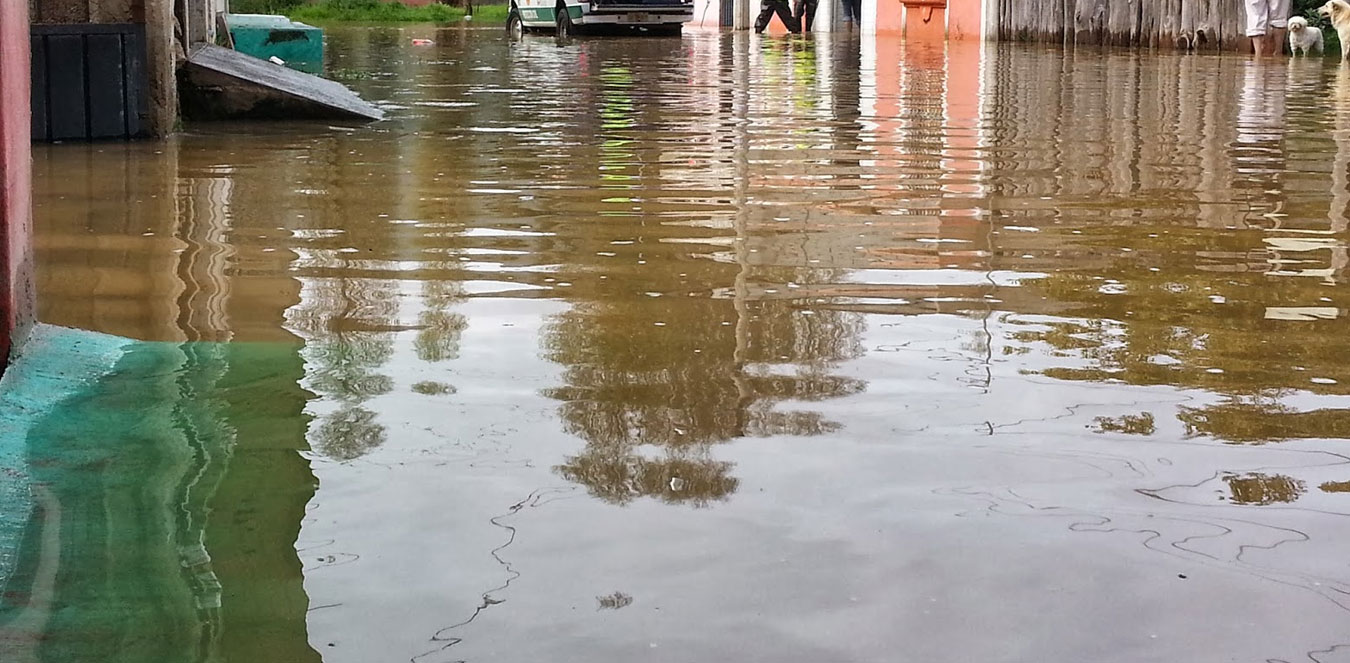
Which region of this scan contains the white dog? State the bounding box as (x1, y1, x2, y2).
(1319, 0, 1350, 60)
(1288, 16, 1324, 55)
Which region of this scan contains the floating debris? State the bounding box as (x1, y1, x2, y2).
(596, 592, 633, 610)
(412, 381, 457, 395)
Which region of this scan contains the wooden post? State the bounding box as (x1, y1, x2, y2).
(0, 0, 35, 367)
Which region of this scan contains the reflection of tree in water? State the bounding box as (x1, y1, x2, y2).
(1178, 399, 1350, 443)
(294, 278, 467, 459)
(291, 278, 400, 460)
(415, 280, 468, 363)
(1224, 472, 1306, 505)
(307, 331, 394, 460)
(544, 284, 865, 506)
(315, 406, 386, 461)
(1010, 258, 1350, 443)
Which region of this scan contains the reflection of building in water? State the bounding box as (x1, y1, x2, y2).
(541, 35, 1023, 504)
(978, 49, 1350, 441)
(22, 139, 329, 662)
(539, 36, 877, 507)
(34, 143, 240, 343)
(769, 37, 992, 295)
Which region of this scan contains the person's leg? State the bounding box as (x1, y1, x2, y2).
(799, 0, 817, 32)
(755, 0, 776, 33)
(1269, 0, 1291, 55)
(755, 0, 797, 32)
(1247, 0, 1270, 55)
(775, 0, 799, 32)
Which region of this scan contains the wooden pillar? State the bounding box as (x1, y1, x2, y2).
(0, 0, 35, 366)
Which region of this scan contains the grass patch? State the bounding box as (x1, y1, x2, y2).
(229, 0, 305, 13)
(469, 4, 511, 22)
(289, 0, 466, 23)
(230, 0, 509, 24)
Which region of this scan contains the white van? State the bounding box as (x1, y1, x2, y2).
(506, 0, 693, 37)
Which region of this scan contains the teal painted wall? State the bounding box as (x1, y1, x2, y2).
(228, 14, 325, 74)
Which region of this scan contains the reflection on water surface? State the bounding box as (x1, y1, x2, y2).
(7, 28, 1350, 663)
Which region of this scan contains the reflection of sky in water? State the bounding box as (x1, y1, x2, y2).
(13, 29, 1350, 663)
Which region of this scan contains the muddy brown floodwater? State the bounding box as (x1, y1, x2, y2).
(10, 26, 1350, 663)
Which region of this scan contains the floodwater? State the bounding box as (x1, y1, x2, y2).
(7, 26, 1350, 662)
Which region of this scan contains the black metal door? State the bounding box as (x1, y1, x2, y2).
(31, 23, 148, 141)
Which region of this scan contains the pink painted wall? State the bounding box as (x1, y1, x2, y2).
(875, 0, 905, 34)
(0, 0, 34, 366)
(875, 0, 982, 39)
(946, 0, 981, 39)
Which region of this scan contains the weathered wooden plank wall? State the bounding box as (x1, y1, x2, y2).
(997, 0, 1249, 50)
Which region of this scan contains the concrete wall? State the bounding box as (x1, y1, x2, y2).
(1, 0, 35, 367)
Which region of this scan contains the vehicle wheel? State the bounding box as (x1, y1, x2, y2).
(649, 24, 682, 36)
(555, 5, 574, 38)
(506, 8, 524, 39)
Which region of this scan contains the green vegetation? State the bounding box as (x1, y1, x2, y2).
(290, 0, 465, 23)
(469, 4, 511, 22)
(229, 0, 306, 13)
(1294, 0, 1323, 17)
(228, 0, 509, 23)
